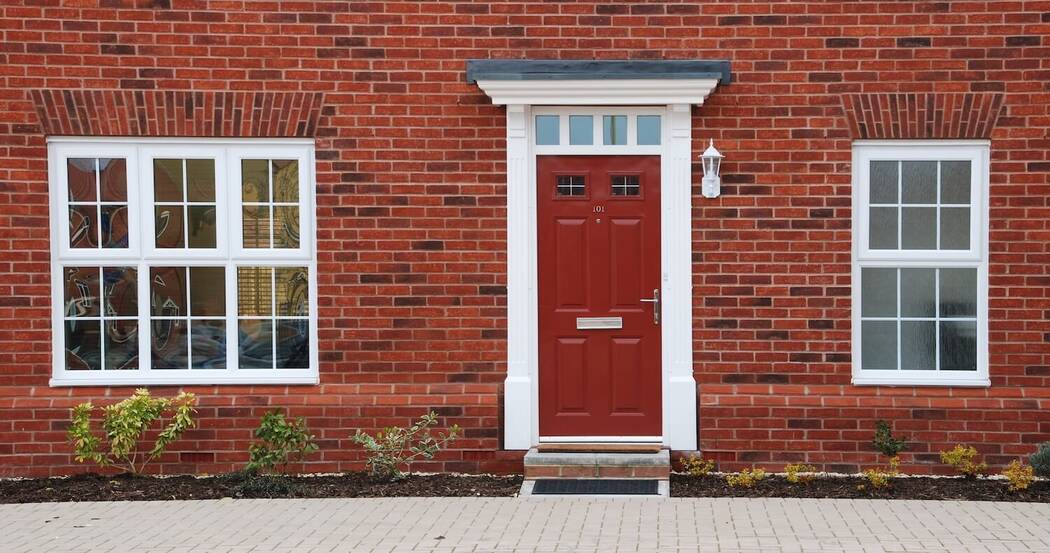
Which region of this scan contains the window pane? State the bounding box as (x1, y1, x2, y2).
(535, 115, 559, 145)
(104, 320, 138, 371)
(637, 115, 661, 145)
(900, 268, 935, 317)
(237, 267, 272, 316)
(860, 268, 896, 318)
(568, 115, 593, 146)
(273, 206, 300, 249)
(276, 267, 309, 316)
(64, 267, 100, 318)
(191, 320, 226, 369)
(65, 320, 101, 371)
(901, 161, 936, 204)
(153, 159, 184, 202)
(186, 159, 216, 202)
(556, 175, 585, 197)
(611, 175, 640, 197)
(901, 207, 936, 249)
(276, 319, 309, 368)
(861, 320, 897, 370)
(67, 158, 97, 202)
(99, 158, 127, 202)
(238, 319, 273, 368)
(939, 268, 977, 317)
(939, 207, 970, 250)
(900, 320, 936, 370)
(188, 205, 217, 248)
(869, 206, 898, 249)
(242, 206, 270, 248)
(69, 206, 98, 249)
(100, 204, 129, 249)
(272, 160, 299, 202)
(603, 115, 627, 145)
(155, 205, 185, 248)
(151, 319, 187, 369)
(150, 267, 187, 317)
(103, 267, 137, 317)
(940, 321, 977, 371)
(241, 159, 270, 202)
(940, 160, 970, 204)
(869, 161, 898, 204)
(189, 267, 225, 317)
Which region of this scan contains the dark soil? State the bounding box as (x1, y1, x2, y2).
(671, 473, 1050, 502)
(0, 472, 524, 503)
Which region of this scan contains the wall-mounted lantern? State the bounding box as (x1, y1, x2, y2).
(701, 139, 723, 198)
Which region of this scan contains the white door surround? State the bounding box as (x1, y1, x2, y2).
(468, 60, 729, 451)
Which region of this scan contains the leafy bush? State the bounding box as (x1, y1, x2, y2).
(1030, 442, 1050, 478)
(680, 455, 715, 476)
(246, 410, 318, 474)
(725, 467, 766, 488)
(67, 388, 197, 475)
(859, 456, 900, 491)
(940, 445, 987, 478)
(784, 463, 817, 484)
(872, 420, 907, 458)
(1002, 460, 1034, 493)
(351, 411, 460, 479)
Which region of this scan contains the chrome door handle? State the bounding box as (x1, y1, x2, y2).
(640, 288, 660, 325)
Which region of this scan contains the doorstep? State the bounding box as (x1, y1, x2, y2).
(522, 447, 670, 480)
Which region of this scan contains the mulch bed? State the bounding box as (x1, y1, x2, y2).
(671, 473, 1050, 502)
(0, 472, 524, 503)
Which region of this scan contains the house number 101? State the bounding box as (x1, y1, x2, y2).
(593, 205, 604, 213)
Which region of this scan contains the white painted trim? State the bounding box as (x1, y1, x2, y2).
(475, 78, 720, 106)
(498, 103, 699, 451)
(48, 139, 319, 387)
(851, 141, 990, 387)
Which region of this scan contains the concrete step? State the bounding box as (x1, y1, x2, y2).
(535, 442, 662, 454)
(523, 447, 670, 480)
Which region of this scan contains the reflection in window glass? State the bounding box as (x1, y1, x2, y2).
(555, 175, 585, 197)
(237, 266, 310, 369)
(569, 115, 592, 145)
(153, 159, 217, 249)
(603, 115, 627, 145)
(63, 266, 137, 371)
(241, 160, 300, 249)
(68, 158, 129, 250)
(611, 175, 640, 196)
(150, 266, 226, 370)
(636, 115, 661, 145)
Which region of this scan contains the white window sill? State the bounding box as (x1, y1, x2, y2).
(852, 375, 990, 388)
(50, 373, 319, 387)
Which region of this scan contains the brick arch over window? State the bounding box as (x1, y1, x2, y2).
(841, 93, 1004, 140)
(28, 90, 325, 137)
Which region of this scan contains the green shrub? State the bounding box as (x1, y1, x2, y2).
(351, 411, 460, 479)
(858, 456, 900, 491)
(1030, 442, 1050, 478)
(940, 445, 987, 478)
(872, 420, 907, 458)
(680, 455, 715, 476)
(67, 388, 197, 475)
(246, 410, 319, 474)
(784, 463, 817, 484)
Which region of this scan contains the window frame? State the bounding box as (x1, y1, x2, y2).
(48, 137, 318, 387)
(851, 140, 990, 387)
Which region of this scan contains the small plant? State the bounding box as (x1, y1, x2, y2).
(940, 445, 987, 478)
(1030, 442, 1050, 478)
(872, 420, 907, 458)
(1002, 460, 1034, 493)
(246, 410, 319, 475)
(725, 467, 766, 488)
(858, 456, 900, 491)
(681, 455, 715, 477)
(784, 463, 818, 484)
(351, 411, 460, 479)
(67, 388, 197, 475)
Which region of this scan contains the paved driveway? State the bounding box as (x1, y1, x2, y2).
(2, 497, 1048, 552)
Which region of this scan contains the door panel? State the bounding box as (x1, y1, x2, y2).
(538, 155, 662, 437)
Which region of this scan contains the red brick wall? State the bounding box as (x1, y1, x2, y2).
(1, 1, 1048, 477)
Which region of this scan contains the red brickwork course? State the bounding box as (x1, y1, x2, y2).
(0, 2, 1048, 477)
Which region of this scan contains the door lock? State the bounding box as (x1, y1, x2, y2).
(640, 288, 660, 325)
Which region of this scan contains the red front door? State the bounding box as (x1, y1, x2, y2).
(537, 155, 662, 437)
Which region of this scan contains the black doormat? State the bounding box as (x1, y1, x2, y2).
(532, 479, 660, 495)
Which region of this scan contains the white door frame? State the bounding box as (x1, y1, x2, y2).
(474, 78, 721, 451)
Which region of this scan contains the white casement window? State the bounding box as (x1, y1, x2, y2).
(48, 138, 317, 386)
(852, 141, 990, 386)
